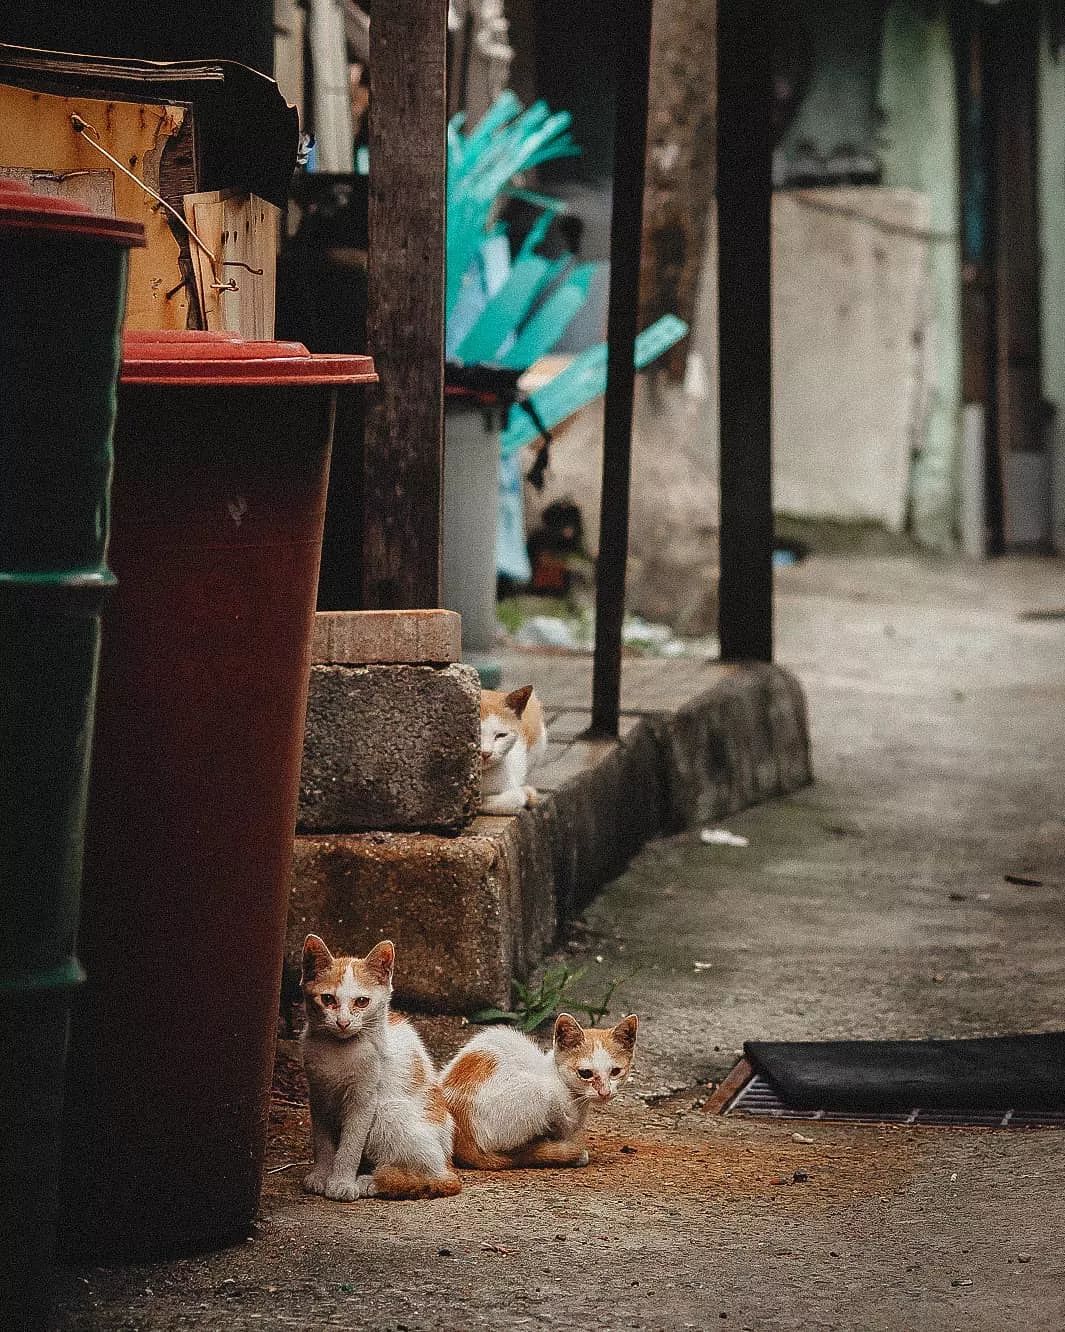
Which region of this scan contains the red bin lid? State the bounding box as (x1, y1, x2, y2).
(121, 329, 377, 387)
(0, 178, 145, 246)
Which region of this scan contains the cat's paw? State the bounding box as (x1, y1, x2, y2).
(355, 1173, 378, 1198)
(523, 785, 540, 808)
(303, 1167, 331, 1195)
(575, 1148, 590, 1167)
(323, 1172, 365, 1202)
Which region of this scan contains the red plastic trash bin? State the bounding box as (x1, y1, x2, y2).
(60, 330, 375, 1258)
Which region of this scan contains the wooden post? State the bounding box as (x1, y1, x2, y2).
(717, 2, 774, 661)
(590, 0, 655, 737)
(363, 0, 448, 608)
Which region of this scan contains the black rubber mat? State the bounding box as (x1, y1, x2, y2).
(744, 1033, 1065, 1112)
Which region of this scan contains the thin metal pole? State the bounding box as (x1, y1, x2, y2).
(717, 2, 774, 662)
(590, 0, 655, 736)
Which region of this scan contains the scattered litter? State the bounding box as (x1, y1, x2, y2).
(513, 615, 589, 652)
(480, 1243, 512, 1256)
(693, 961, 714, 971)
(976, 892, 992, 901)
(595, 954, 604, 964)
(951, 1279, 973, 1288)
(700, 829, 749, 847)
(791, 1132, 814, 1144)
(769, 1176, 789, 1187)
(792, 1170, 809, 1183)
(266, 1161, 309, 1175)
(950, 1172, 958, 1182)
(932, 974, 946, 984)
(1005, 873, 1043, 887)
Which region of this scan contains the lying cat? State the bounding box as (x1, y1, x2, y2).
(479, 685, 547, 815)
(440, 1012, 638, 1169)
(300, 934, 461, 1200)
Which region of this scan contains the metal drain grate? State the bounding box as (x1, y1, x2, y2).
(725, 1070, 1065, 1129)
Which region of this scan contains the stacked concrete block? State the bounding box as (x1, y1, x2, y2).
(298, 610, 481, 833)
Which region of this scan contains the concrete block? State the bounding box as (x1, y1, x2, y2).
(286, 826, 557, 1013)
(288, 660, 812, 1014)
(311, 609, 461, 665)
(662, 663, 812, 824)
(298, 662, 480, 833)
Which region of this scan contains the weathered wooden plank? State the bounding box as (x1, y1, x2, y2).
(362, 0, 448, 609)
(0, 83, 191, 329)
(640, 0, 717, 380)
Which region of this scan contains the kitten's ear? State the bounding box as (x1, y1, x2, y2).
(553, 1013, 585, 1051)
(611, 1014, 639, 1052)
(302, 934, 334, 985)
(505, 685, 533, 718)
(363, 939, 395, 985)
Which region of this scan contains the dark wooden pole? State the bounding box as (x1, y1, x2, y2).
(590, 0, 655, 736)
(717, 1, 774, 661)
(363, 0, 448, 608)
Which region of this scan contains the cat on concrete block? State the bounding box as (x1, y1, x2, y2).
(440, 1012, 638, 1169)
(300, 934, 461, 1201)
(479, 684, 547, 815)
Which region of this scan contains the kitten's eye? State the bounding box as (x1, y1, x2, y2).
(577, 1069, 594, 1080)
(354, 996, 371, 1009)
(320, 993, 337, 1006)
(611, 1067, 623, 1077)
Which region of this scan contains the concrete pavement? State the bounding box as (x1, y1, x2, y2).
(54, 555, 1065, 1331)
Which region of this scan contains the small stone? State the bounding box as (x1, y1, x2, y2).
(791, 1132, 814, 1143)
(438, 1247, 452, 1257)
(1017, 1253, 1032, 1264)
(792, 1170, 809, 1183)
(932, 974, 946, 983)
(949, 892, 967, 901)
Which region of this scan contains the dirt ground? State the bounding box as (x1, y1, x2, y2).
(53, 555, 1065, 1331)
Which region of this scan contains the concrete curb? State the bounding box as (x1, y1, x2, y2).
(286, 662, 811, 1013)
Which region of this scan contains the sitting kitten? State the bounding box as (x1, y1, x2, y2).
(479, 685, 548, 815)
(441, 1012, 638, 1169)
(300, 934, 461, 1200)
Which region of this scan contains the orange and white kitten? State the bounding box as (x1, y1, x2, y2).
(441, 1012, 638, 1169)
(479, 685, 548, 815)
(300, 935, 461, 1200)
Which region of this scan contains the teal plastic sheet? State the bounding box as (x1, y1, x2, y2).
(499, 315, 690, 455)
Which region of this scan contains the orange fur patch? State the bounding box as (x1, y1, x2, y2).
(441, 1052, 513, 1168)
(442, 1049, 497, 1097)
(372, 1165, 462, 1199)
(388, 1010, 406, 1025)
(409, 1050, 430, 1092)
(426, 1084, 449, 1125)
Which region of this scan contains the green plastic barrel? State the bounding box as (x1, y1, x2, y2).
(0, 179, 143, 1330)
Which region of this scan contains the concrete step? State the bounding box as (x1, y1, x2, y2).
(286, 661, 811, 1014)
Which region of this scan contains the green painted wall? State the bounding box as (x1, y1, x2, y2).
(878, 2, 962, 552)
(1038, 13, 1065, 551)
